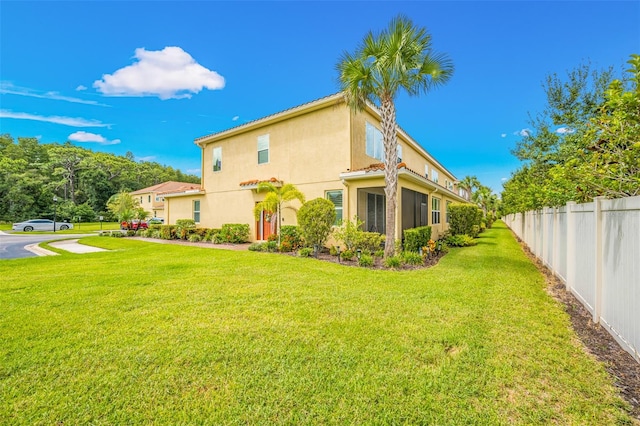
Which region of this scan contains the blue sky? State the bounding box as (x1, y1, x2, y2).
(1, 1, 638, 193)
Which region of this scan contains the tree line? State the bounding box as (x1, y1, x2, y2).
(502, 54, 640, 215)
(0, 135, 200, 222)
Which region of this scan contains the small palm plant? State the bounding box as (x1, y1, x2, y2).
(253, 182, 305, 246)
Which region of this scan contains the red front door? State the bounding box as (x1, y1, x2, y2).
(256, 209, 274, 241)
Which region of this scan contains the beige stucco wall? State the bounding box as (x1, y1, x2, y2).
(131, 191, 165, 219)
(167, 96, 467, 242)
(194, 101, 351, 238)
(165, 195, 204, 225)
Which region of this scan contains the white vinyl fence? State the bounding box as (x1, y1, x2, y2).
(503, 195, 640, 363)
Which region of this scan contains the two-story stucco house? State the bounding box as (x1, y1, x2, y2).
(165, 93, 468, 242)
(131, 181, 201, 221)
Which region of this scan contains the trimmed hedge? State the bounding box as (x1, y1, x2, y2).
(218, 223, 250, 243)
(403, 226, 432, 252)
(449, 203, 483, 236)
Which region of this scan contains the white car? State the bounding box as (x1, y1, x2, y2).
(12, 219, 74, 232)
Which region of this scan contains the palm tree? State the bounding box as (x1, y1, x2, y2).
(472, 185, 493, 215)
(337, 15, 454, 257)
(458, 175, 480, 201)
(253, 182, 305, 245)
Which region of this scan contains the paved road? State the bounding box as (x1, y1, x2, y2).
(0, 231, 89, 260)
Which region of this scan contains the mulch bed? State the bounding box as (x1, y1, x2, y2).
(518, 241, 640, 421)
(284, 250, 446, 270)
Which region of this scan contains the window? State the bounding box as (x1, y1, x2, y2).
(397, 144, 403, 163)
(193, 200, 201, 223)
(447, 180, 454, 191)
(140, 197, 143, 203)
(326, 190, 343, 225)
(366, 193, 385, 233)
(148, 195, 151, 203)
(257, 134, 269, 164)
(366, 122, 384, 161)
(155, 196, 165, 202)
(432, 197, 441, 224)
(425, 165, 429, 178)
(446, 201, 452, 223)
(213, 147, 222, 172)
(431, 169, 439, 184)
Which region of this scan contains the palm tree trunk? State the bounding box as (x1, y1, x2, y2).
(381, 97, 398, 258)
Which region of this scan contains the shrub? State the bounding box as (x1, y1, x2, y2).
(151, 230, 161, 239)
(297, 198, 336, 248)
(356, 232, 385, 253)
(175, 219, 196, 240)
(265, 241, 278, 252)
(219, 224, 250, 243)
(358, 253, 374, 267)
(403, 226, 432, 252)
(445, 234, 477, 247)
(279, 241, 293, 252)
(111, 231, 124, 238)
(401, 251, 424, 265)
(329, 245, 338, 256)
(332, 216, 364, 251)
(188, 234, 202, 243)
(267, 233, 278, 243)
(160, 225, 177, 240)
(374, 249, 385, 258)
(248, 242, 264, 251)
(280, 225, 303, 250)
(449, 203, 483, 236)
(298, 247, 313, 257)
(340, 249, 355, 261)
(205, 228, 221, 242)
(126, 230, 136, 237)
(383, 255, 403, 269)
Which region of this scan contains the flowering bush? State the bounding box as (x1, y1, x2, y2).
(218, 224, 250, 243)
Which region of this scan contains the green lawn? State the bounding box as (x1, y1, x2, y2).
(0, 222, 632, 424)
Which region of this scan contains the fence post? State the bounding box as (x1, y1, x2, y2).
(566, 201, 576, 291)
(542, 207, 549, 266)
(552, 207, 559, 274)
(593, 196, 604, 324)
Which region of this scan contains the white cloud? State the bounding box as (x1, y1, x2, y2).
(187, 168, 202, 175)
(556, 127, 575, 134)
(0, 110, 109, 127)
(232, 116, 239, 121)
(68, 131, 120, 145)
(501, 133, 507, 138)
(0, 81, 109, 106)
(501, 177, 508, 182)
(138, 156, 157, 162)
(93, 46, 225, 100)
(76, 85, 87, 91)
(514, 128, 532, 137)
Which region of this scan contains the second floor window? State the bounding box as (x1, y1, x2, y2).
(213, 147, 222, 172)
(366, 122, 384, 161)
(258, 134, 269, 164)
(431, 169, 439, 184)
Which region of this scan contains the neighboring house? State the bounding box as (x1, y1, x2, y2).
(130, 181, 201, 220)
(165, 93, 468, 242)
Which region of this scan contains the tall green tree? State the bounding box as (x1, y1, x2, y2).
(337, 15, 454, 257)
(253, 182, 305, 245)
(502, 55, 638, 214)
(458, 175, 480, 200)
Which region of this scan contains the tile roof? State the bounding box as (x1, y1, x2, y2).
(239, 177, 282, 187)
(131, 181, 201, 195)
